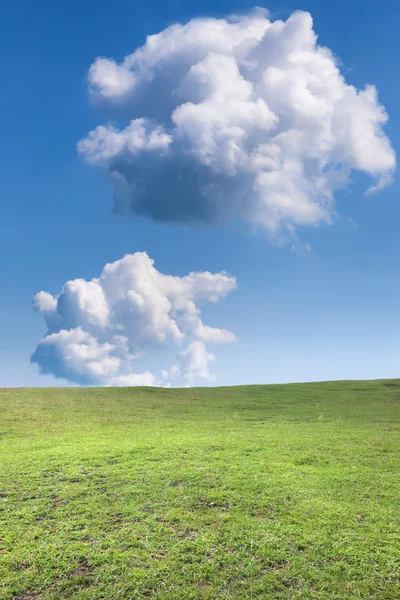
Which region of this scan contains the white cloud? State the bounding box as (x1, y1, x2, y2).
(31, 252, 236, 386)
(31, 328, 121, 383)
(179, 341, 216, 382)
(79, 119, 172, 164)
(109, 372, 155, 387)
(89, 57, 137, 100)
(78, 8, 395, 236)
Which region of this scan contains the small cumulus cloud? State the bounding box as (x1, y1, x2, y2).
(31, 252, 236, 386)
(78, 8, 395, 237)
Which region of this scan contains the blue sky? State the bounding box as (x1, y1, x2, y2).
(1, 0, 400, 387)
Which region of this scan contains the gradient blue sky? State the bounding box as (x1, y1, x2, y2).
(1, 0, 400, 387)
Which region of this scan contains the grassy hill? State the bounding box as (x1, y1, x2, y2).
(1, 380, 399, 599)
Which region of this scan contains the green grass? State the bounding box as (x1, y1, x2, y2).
(0, 380, 399, 599)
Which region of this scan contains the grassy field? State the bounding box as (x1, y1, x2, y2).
(0, 381, 399, 599)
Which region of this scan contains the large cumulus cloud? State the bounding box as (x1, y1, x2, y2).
(31, 252, 236, 386)
(78, 8, 395, 235)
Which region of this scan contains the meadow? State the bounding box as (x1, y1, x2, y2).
(0, 380, 399, 599)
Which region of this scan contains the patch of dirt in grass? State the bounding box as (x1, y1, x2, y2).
(209, 501, 231, 510)
(196, 580, 213, 593)
(169, 479, 182, 487)
(260, 561, 286, 575)
(109, 512, 126, 525)
(69, 557, 93, 578)
(195, 497, 232, 511)
(254, 505, 276, 520)
(282, 576, 306, 590)
(17, 558, 95, 599)
(179, 529, 198, 540)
